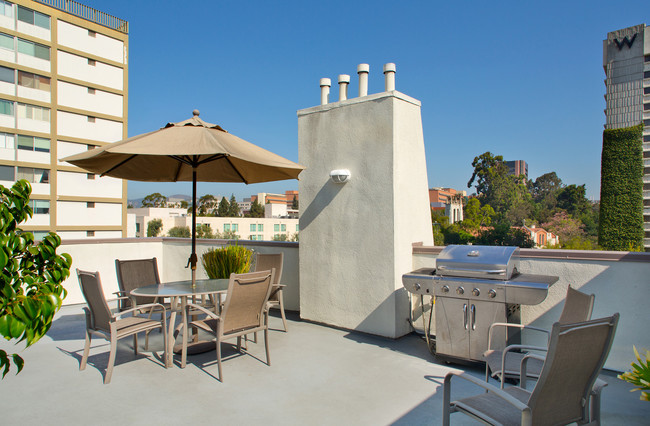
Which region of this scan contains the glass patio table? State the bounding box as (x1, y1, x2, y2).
(130, 278, 229, 368)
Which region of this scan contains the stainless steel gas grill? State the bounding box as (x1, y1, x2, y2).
(402, 245, 558, 364)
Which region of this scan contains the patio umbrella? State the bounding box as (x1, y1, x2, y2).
(62, 110, 305, 285)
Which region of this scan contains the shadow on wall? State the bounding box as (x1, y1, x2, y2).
(299, 180, 345, 230)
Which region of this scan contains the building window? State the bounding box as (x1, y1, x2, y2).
(645, 71, 650, 79)
(249, 235, 257, 241)
(0, 33, 13, 50)
(17, 6, 50, 30)
(250, 224, 256, 232)
(0, 99, 14, 115)
(87, 231, 95, 237)
(644, 135, 650, 142)
(645, 103, 650, 111)
(29, 199, 49, 214)
(17, 135, 50, 152)
(257, 224, 263, 231)
(224, 223, 231, 231)
(0, 65, 14, 83)
(645, 119, 650, 127)
(645, 87, 650, 95)
(0, 164, 14, 180)
(87, 202, 95, 208)
(87, 173, 95, 180)
(0, 1, 13, 18)
(17, 71, 50, 91)
(17, 103, 50, 122)
(0, 132, 14, 149)
(258, 234, 263, 240)
(274, 224, 279, 232)
(296, 224, 299, 232)
(232, 223, 239, 232)
(281, 224, 287, 232)
(17, 167, 48, 183)
(17, 38, 50, 60)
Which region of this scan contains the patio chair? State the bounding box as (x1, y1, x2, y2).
(443, 313, 619, 426)
(484, 286, 595, 386)
(185, 270, 274, 382)
(254, 253, 287, 331)
(76, 269, 168, 384)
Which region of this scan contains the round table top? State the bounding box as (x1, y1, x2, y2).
(130, 278, 229, 297)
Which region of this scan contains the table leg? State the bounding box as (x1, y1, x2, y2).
(181, 295, 188, 368)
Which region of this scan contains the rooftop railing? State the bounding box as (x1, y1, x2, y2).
(33, 0, 128, 33)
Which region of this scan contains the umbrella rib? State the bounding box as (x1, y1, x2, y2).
(223, 156, 249, 184)
(100, 154, 138, 177)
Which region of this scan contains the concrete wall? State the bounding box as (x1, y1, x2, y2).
(412, 247, 650, 371)
(298, 89, 433, 338)
(58, 239, 300, 313)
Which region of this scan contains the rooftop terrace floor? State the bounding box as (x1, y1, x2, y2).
(1, 305, 648, 425)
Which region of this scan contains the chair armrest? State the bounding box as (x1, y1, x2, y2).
(186, 302, 221, 320)
(499, 345, 548, 389)
(520, 353, 547, 388)
(113, 303, 166, 320)
(443, 371, 531, 425)
(487, 322, 550, 351)
(113, 291, 127, 297)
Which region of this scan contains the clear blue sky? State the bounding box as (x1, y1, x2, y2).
(82, 0, 649, 201)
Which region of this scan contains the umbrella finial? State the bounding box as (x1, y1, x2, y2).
(193, 109, 200, 117)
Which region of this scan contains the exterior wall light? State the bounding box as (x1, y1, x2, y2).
(329, 169, 351, 184)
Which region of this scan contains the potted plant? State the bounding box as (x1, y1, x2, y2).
(201, 245, 253, 279)
(618, 346, 650, 401)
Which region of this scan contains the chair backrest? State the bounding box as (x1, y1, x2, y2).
(76, 269, 113, 332)
(254, 253, 283, 301)
(528, 313, 619, 424)
(558, 286, 595, 324)
(221, 270, 273, 336)
(115, 258, 161, 309)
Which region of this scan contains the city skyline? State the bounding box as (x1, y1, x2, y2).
(79, 0, 650, 201)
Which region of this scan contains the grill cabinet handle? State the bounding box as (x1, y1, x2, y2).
(463, 304, 468, 330)
(471, 304, 476, 330)
(437, 266, 506, 275)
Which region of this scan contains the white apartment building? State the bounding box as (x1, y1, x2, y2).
(603, 24, 650, 248)
(130, 207, 299, 241)
(0, 0, 127, 240)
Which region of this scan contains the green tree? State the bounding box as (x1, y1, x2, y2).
(196, 224, 214, 239)
(273, 234, 289, 241)
(246, 199, 265, 218)
(475, 222, 534, 247)
(147, 219, 163, 237)
(217, 197, 230, 217)
(215, 229, 239, 240)
(1, 180, 72, 377)
(557, 184, 589, 217)
(291, 196, 299, 210)
(197, 194, 216, 216)
(462, 198, 495, 231)
(228, 194, 240, 217)
(467, 152, 508, 197)
(141, 192, 167, 207)
(179, 200, 188, 209)
(167, 226, 190, 238)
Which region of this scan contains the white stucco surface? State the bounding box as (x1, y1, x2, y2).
(298, 91, 433, 338)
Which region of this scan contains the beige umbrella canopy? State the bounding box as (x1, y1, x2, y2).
(62, 110, 305, 284)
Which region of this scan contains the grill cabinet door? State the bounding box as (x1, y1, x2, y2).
(434, 297, 470, 359)
(468, 300, 507, 361)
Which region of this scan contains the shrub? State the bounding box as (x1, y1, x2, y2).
(618, 346, 650, 401)
(201, 245, 253, 279)
(0, 180, 72, 377)
(147, 219, 163, 237)
(167, 226, 191, 238)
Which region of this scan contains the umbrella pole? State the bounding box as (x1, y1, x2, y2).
(190, 168, 197, 287)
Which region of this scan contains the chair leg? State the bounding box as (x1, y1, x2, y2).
(133, 334, 138, 356)
(80, 329, 92, 371)
(216, 339, 223, 382)
(264, 326, 270, 366)
(278, 294, 287, 332)
(105, 337, 118, 384)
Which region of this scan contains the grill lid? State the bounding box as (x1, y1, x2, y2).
(435, 245, 520, 280)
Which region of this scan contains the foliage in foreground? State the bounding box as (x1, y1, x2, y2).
(0, 180, 72, 378)
(201, 244, 253, 279)
(618, 346, 650, 401)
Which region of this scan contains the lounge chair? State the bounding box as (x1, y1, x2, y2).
(76, 269, 168, 384)
(444, 313, 619, 426)
(184, 270, 274, 381)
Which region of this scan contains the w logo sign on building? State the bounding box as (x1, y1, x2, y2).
(613, 33, 636, 50)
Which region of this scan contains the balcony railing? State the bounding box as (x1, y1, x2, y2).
(33, 0, 128, 33)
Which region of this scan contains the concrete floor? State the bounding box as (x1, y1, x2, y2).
(0, 305, 648, 425)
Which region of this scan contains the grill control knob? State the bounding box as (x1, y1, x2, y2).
(488, 289, 497, 299)
(472, 288, 480, 297)
(456, 286, 464, 295)
(414, 282, 421, 291)
(441, 285, 450, 293)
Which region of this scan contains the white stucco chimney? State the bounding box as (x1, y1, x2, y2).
(357, 64, 369, 97)
(320, 78, 331, 105)
(383, 63, 396, 91)
(338, 74, 350, 101)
